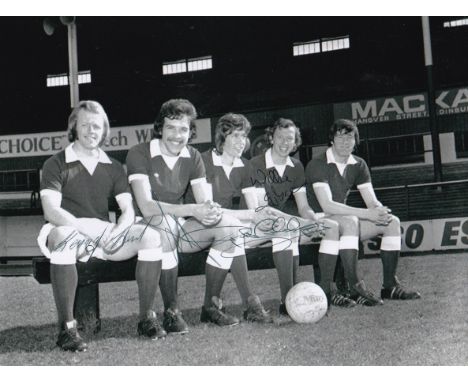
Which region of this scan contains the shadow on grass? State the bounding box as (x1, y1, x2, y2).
(0, 298, 291, 354)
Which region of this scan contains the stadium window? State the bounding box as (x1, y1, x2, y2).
(162, 60, 187, 75)
(46, 70, 92, 87)
(293, 40, 320, 56)
(443, 18, 468, 28)
(188, 56, 213, 72)
(321, 36, 350, 52)
(293, 36, 349, 56)
(163, 56, 212, 75)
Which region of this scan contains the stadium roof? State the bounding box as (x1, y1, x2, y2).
(1, 16, 467, 135)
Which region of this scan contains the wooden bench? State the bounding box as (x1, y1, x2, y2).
(33, 244, 320, 333)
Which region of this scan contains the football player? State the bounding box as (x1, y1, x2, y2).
(249, 118, 354, 314)
(305, 119, 421, 305)
(39, 101, 167, 352)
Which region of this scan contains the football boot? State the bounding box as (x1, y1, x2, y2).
(163, 307, 189, 334)
(138, 311, 167, 339)
(243, 295, 273, 323)
(200, 297, 239, 326)
(56, 320, 88, 352)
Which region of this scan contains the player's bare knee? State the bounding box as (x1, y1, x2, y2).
(144, 215, 178, 250)
(385, 215, 401, 236)
(322, 219, 339, 241)
(138, 226, 161, 250)
(339, 215, 359, 236)
(216, 214, 242, 238)
(47, 226, 78, 250)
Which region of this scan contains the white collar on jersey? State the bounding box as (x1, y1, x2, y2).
(326, 147, 358, 165)
(150, 139, 191, 159)
(265, 148, 294, 169)
(211, 150, 244, 168)
(64, 143, 112, 164)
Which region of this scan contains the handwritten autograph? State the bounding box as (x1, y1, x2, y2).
(250, 168, 306, 208)
(52, 204, 327, 262)
(250, 168, 292, 187)
(53, 219, 151, 258)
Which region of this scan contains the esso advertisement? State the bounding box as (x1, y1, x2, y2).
(363, 217, 468, 254)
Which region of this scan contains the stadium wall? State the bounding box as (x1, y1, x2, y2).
(2, 86, 468, 172)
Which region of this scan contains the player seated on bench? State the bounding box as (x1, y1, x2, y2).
(38, 101, 168, 352)
(305, 118, 421, 306)
(248, 118, 353, 314)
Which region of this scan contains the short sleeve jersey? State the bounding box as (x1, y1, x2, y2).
(305, 150, 371, 212)
(249, 150, 305, 211)
(40, 147, 129, 222)
(198, 149, 253, 209)
(126, 140, 206, 206)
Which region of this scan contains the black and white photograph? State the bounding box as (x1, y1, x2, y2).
(0, 1, 467, 373)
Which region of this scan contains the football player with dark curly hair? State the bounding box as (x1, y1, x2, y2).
(305, 119, 421, 306)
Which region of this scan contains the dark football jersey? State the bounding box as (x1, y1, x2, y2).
(40, 144, 129, 222)
(305, 148, 371, 212)
(249, 149, 305, 211)
(126, 139, 206, 207)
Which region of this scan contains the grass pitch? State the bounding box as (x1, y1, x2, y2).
(0, 253, 467, 366)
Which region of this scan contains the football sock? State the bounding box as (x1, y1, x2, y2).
(159, 267, 179, 310)
(272, 249, 294, 303)
(136, 260, 162, 320)
(312, 250, 321, 284)
(204, 263, 229, 307)
(339, 249, 360, 287)
(50, 264, 78, 325)
(230, 255, 252, 308)
(380, 250, 399, 289)
(318, 252, 338, 296)
(334, 256, 348, 292)
(293, 255, 300, 285)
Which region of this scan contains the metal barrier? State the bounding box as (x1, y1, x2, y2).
(349, 179, 468, 221)
(0, 169, 40, 208)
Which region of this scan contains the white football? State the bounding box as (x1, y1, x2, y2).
(285, 282, 328, 324)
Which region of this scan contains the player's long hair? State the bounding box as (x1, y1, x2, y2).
(153, 99, 198, 140)
(214, 113, 251, 154)
(328, 119, 360, 147)
(67, 100, 110, 146)
(265, 118, 302, 150)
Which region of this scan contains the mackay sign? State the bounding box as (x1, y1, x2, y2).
(333, 87, 468, 124)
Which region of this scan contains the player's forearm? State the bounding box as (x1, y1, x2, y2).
(222, 208, 255, 222)
(298, 208, 319, 221)
(115, 208, 135, 230)
(364, 200, 383, 209)
(139, 200, 198, 219)
(44, 207, 107, 238)
(320, 200, 371, 220)
(44, 206, 79, 229)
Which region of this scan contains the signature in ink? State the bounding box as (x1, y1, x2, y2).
(250, 169, 292, 187)
(51, 200, 327, 262)
(53, 229, 107, 258)
(52, 219, 153, 259)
